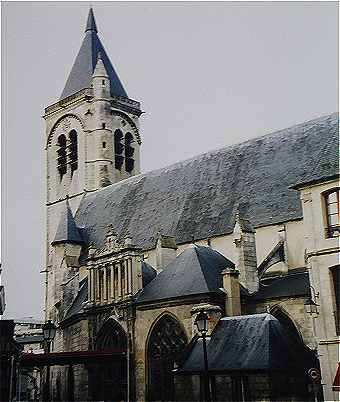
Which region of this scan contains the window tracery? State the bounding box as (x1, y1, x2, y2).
(147, 315, 187, 401)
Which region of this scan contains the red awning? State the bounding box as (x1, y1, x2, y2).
(333, 363, 340, 391)
(20, 348, 127, 367)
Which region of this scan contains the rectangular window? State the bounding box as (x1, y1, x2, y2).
(325, 189, 340, 237)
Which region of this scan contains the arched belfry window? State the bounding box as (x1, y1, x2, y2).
(125, 132, 135, 173)
(57, 134, 67, 179)
(147, 314, 187, 401)
(69, 130, 78, 174)
(114, 129, 124, 171)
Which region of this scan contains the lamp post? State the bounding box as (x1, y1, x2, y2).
(42, 320, 56, 401)
(194, 311, 211, 402)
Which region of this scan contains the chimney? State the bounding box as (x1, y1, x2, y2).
(222, 268, 241, 316)
(233, 211, 259, 293)
(155, 233, 177, 270)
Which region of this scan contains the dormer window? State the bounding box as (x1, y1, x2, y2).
(325, 189, 340, 237)
(57, 134, 67, 179)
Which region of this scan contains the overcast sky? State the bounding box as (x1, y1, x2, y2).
(2, 1, 338, 319)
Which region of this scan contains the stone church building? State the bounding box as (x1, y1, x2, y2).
(41, 8, 339, 402)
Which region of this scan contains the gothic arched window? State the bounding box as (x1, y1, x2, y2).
(147, 314, 187, 401)
(57, 134, 67, 179)
(90, 320, 128, 401)
(114, 129, 124, 170)
(96, 319, 127, 351)
(69, 130, 78, 174)
(125, 132, 135, 173)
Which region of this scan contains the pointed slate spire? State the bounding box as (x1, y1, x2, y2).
(60, 8, 127, 100)
(52, 200, 84, 246)
(85, 7, 98, 33)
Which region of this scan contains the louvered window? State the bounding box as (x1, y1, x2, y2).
(125, 132, 135, 173)
(57, 134, 67, 178)
(69, 130, 78, 174)
(114, 129, 124, 170)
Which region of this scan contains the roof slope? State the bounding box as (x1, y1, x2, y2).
(176, 314, 317, 373)
(52, 200, 84, 245)
(141, 261, 157, 287)
(60, 8, 127, 100)
(250, 271, 310, 302)
(75, 113, 339, 250)
(63, 278, 88, 321)
(137, 245, 234, 303)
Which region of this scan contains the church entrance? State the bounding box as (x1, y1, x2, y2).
(88, 319, 127, 401)
(147, 315, 188, 401)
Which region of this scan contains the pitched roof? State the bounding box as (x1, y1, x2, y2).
(141, 261, 157, 287)
(75, 113, 339, 250)
(175, 313, 317, 374)
(60, 8, 127, 100)
(137, 245, 235, 303)
(249, 271, 310, 302)
(63, 278, 88, 321)
(52, 200, 84, 245)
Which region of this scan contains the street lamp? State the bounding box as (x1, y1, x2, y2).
(194, 311, 210, 402)
(42, 320, 56, 401)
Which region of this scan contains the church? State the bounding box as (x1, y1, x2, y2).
(38, 8, 339, 402)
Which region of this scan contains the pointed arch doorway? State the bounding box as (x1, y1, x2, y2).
(88, 319, 127, 401)
(147, 314, 188, 401)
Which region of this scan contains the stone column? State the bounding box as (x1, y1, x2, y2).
(103, 265, 108, 301)
(90, 268, 95, 302)
(128, 258, 133, 294)
(95, 267, 100, 303)
(117, 263, 122, 298)
(110, 263, 115, 300)
(124, 259, 128, 296)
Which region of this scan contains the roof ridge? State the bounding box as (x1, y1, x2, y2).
(81, 112, 338, 197)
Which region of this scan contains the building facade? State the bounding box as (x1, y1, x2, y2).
(42, 8, 339, 402)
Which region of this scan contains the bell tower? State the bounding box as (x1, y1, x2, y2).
(43, 8, 142, 317)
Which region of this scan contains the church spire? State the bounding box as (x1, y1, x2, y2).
(60, 7, 127, 100)
(85, 7, 98, 33)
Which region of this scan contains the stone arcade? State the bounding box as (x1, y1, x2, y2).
(37, 8, 339, 402)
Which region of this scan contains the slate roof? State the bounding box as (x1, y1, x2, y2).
(60, 8, 127, 100)
(52, 200, 84, 245)
(141, 261, 157, 287)
(63, 278, 88, 321)
(249, 271, 310, 302)
(175, 313, 317, 374)
(75, 113, 339, 250)
(137, 245, 235, 303)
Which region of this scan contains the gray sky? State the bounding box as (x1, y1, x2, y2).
(2, 1, 338, 319)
